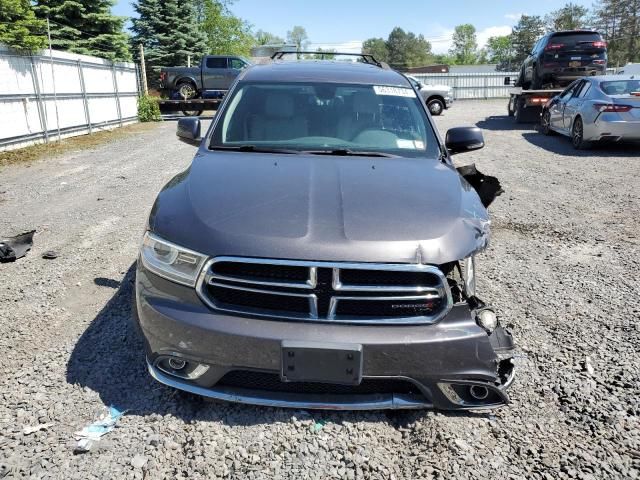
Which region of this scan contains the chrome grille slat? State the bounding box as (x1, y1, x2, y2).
(196, 257, 453, 325)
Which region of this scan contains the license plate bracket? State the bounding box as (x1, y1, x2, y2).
(281, 341, 363, 385)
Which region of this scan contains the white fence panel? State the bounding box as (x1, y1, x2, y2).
(0, 46, 139, 151)
(412, 72, 519, 99)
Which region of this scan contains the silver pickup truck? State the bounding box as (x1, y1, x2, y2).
(159, 55, 251, 99)
(406, 75, 454, 115)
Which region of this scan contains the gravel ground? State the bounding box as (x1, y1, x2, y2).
(1, 100, 639, 479)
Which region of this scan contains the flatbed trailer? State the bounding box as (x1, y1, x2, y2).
(157, 98, 223, 117)
(507, 87, 563, 123)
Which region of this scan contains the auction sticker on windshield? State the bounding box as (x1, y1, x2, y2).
(373, 86, 416, 97)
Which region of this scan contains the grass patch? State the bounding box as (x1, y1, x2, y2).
(0, 123, 159, 168)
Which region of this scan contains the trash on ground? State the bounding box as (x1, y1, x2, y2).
(42, 250, 59, 260)
(74, 406, 125, 453)
(0, 230, 35, 263)
(23, 422, 54, 435)
(584, 356, 595, 375)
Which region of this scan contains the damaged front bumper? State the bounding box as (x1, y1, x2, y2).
(135, 267, 516, 411)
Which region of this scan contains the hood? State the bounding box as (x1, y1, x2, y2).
(149, 152, 490, 265)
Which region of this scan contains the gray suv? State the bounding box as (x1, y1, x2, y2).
(134, 57, 515, 410)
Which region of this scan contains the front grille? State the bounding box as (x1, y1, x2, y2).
(217, 370, 421, 395)
(197, 257, 452, 324)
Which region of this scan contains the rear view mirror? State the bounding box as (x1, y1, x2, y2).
(177, 118, 201, 146)
(445, 127, 485, 154)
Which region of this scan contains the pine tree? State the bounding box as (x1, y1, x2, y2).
(33, 0, 130, 61)
(0, 0, 47, 52)
(131, 0, 208, 83)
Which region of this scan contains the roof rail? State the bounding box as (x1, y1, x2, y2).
(270, 51, 386, 68)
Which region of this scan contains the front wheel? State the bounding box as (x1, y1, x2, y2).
(541, 110, 553, 135)
(176, 82, 197, 100)
(571, 117, 590, 149)
(181, 110, 203, 117)
(427, 98, 445, 116)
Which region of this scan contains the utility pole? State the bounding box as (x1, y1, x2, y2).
(47, 17, 62, 142)
(139, 44, 148, 95)
(187, 55, 191, 68)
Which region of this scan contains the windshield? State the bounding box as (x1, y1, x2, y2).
(600, 80, 640, 96)
(210, 82, 440, 158)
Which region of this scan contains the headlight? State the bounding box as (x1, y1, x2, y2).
(140, 232, 207, 287)
(463, 256, 476, 297)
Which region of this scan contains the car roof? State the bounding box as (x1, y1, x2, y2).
(587, 75, 639, 81)
(240, 60, 412, 87)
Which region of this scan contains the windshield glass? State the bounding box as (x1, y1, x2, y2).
(600, 80, 640, 96)
(210, 82, 440, 158)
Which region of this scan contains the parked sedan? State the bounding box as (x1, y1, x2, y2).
(406, 75, 454, 115)
(541, 75, 640, 149)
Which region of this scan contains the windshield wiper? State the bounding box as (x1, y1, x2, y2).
(210, 145, 301, 154)
(303, 148, 398, 158)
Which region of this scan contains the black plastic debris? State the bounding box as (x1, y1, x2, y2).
(0, 230, 35, 263)
(457, 164, 504, 208)
(42, 250, 59, 260)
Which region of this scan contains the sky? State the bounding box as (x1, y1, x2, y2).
(113, 0, 593, 54)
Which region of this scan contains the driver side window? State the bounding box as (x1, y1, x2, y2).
(559, 82, 578, 101)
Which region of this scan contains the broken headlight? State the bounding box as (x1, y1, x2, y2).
(463, 255, 476, 297)
(140, 232, 207, 287)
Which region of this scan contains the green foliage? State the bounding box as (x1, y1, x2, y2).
(308, 47, 336, 60)
(286, 26, 309, 51)
(199, 0, 253, 56)
(33, 0, 130, 61)
(254, 30, 284, 46)
(591, 0, 640, 66)
(362, 37, 389, 63)
(0, 0, 47, 52)
(545, 2, 589, 31)
(131, 0, 208, 85)
(510, 14, 546, 66)
(486, 35, 516, 70)
(364, 28, 432, 68)
(449, 24, 478, 64)
(137, 95, 162, 122)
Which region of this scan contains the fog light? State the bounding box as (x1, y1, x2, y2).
(477, 309, 498, 332)
(168, 357, 187, 370)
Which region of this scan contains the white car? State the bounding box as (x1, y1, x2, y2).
(406, 75, 454, 115)
(617, 63, 640, 75)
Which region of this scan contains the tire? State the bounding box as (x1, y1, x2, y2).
(540, 109, 554, 135)
(176, 81, 197, 100)
(571, 117, 590, 150)
(514, 99, 525, 124)
(531, 65, 542, 90)
(508, 96, 516, 117)
(427, 98, 445, 116)
(181, 110, 203, 117)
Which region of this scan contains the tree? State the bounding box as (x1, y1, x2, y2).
(362, 37, 389, 63)
(545, 2, 589, 31)
(287, 26, 309, 51)
(510, 15, 546, 66)
(131, 0, 208, 85)
(591, 0, 640, 66)
(449, 24, 478, 64)
(385, 27, 432, 68)
(199, 0, 253, 56)
(254, 30, 284, 46)
(0, 0, 47, 51)
(486, 35, 516, 70)
(33, 0, 130, 61)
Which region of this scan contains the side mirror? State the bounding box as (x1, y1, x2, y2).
(445, 127, 485, 154)
(177, 117, 201, 146)
(503, 76, 511, 86)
